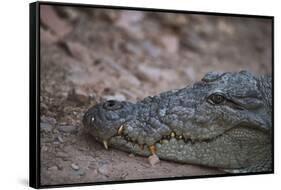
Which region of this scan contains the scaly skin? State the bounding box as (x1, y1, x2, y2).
(83, 71, 272, 173)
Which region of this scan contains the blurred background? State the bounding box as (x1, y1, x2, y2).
(40, 4, 272, 185)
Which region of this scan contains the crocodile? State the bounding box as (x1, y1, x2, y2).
(83, 71, 272, 173)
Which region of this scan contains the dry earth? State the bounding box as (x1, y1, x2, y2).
(39, 5, 272, 186)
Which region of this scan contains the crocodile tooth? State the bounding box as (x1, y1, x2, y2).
(149, 145, 157, 155)
(103, 140, 108, 150)
(170, 132, 175, 138)
(117, 125, 124, 135)
(178, 135, 182, 139)
(91, 117, 95, 122)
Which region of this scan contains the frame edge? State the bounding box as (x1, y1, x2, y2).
(29, 1, 40, 189)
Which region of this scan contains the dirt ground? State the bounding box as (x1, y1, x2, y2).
(39, 4, 272, 186)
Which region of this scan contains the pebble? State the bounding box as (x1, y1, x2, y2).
(160, 34, 179, 53)
(121, 172, 128, 179)
(56, 152, 68, 158)
(77, 170, 85, 176)
(40, 123, 53, 133)
(137, 64, 162, 82)
(71, 163, 80, 171)
(103, 93, 126, 101)
(40, 5, 72, 37)
(148, 154, 160, 166)
(42, 146, 48, 152)
(98, 165, 110, 176)
(57, 164, 63, 170)
(58, 125, 78, 134)
(138, 64, 179, 83)
(53, 129, 59, 134)
(41, 116, 57, 125)
(67, 88, 89, 104)
(128, 153, 135, 158)
(48, 166, 58, 171)
(77, 146, 89, 151)
(57, 136, 64, 143)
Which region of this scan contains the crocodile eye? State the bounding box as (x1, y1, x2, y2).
(207, 93, 225, 105)
(103, 100, 123, 110)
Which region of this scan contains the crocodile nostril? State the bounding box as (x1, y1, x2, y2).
(107, 100, 116, 107)
(103, 100, 123, 110)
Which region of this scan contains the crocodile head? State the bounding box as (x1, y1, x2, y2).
(83, 71, 272, 173)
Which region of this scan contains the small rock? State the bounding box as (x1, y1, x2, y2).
(53, 129, 59, 134)
(137, 65, 179, 83)
(121, 172, 128, 179)
(77, 170, 86, 176)
(77, 146, 90, 151)
(125, 43, 142, 55)
(148, 154, 160, 166)
(119, 74, 141, 87)
(56, 152, 68, 158)
(128, 153, 135, 158)
(137, 64, 162, 82)
(41, 146, 48, 152)
(71, 163, 80, 171)
(40, 123, 53, 133)
(40, 28, 58, 45)
(57, 136, 64, 143)
(67, 88, 89, 104)
(92, 169, 98, 175)
(142, 41, 161, 57)
(40, 5, 72, 37)
(102, 57, 141, 87)
(48, 166, 58, 171)
(62, 41, 92, 63)
(62, 157, 69, 161)
(103, 93, 126, 101)
(115, 11, 144, 38)
(88, 164, 97, 170)
(98, 165, 110, 176)
(218, 20, 234, 35)
(57, 165, 63, 170)
(58, 125, 78, 134)
(160, 34, 179, 53)
(58, 7, 79, 22)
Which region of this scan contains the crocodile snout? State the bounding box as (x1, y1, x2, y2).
(83, 100, 136, 142)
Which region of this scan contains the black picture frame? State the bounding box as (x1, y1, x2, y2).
(30, 1, 274, 188)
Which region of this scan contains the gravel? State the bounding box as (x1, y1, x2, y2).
(58, 125, 78, 134)
(48, 166, 58, 171)
(40, 123, 53, 133)
(98, 165, 111, 176)
(148, 154, 160, 166)
(71, 163, 80, 171)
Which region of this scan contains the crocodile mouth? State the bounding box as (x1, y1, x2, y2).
(107, 125, 187, 154)
(88, 122, 270, 170)
(92, 123, 224, 156)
